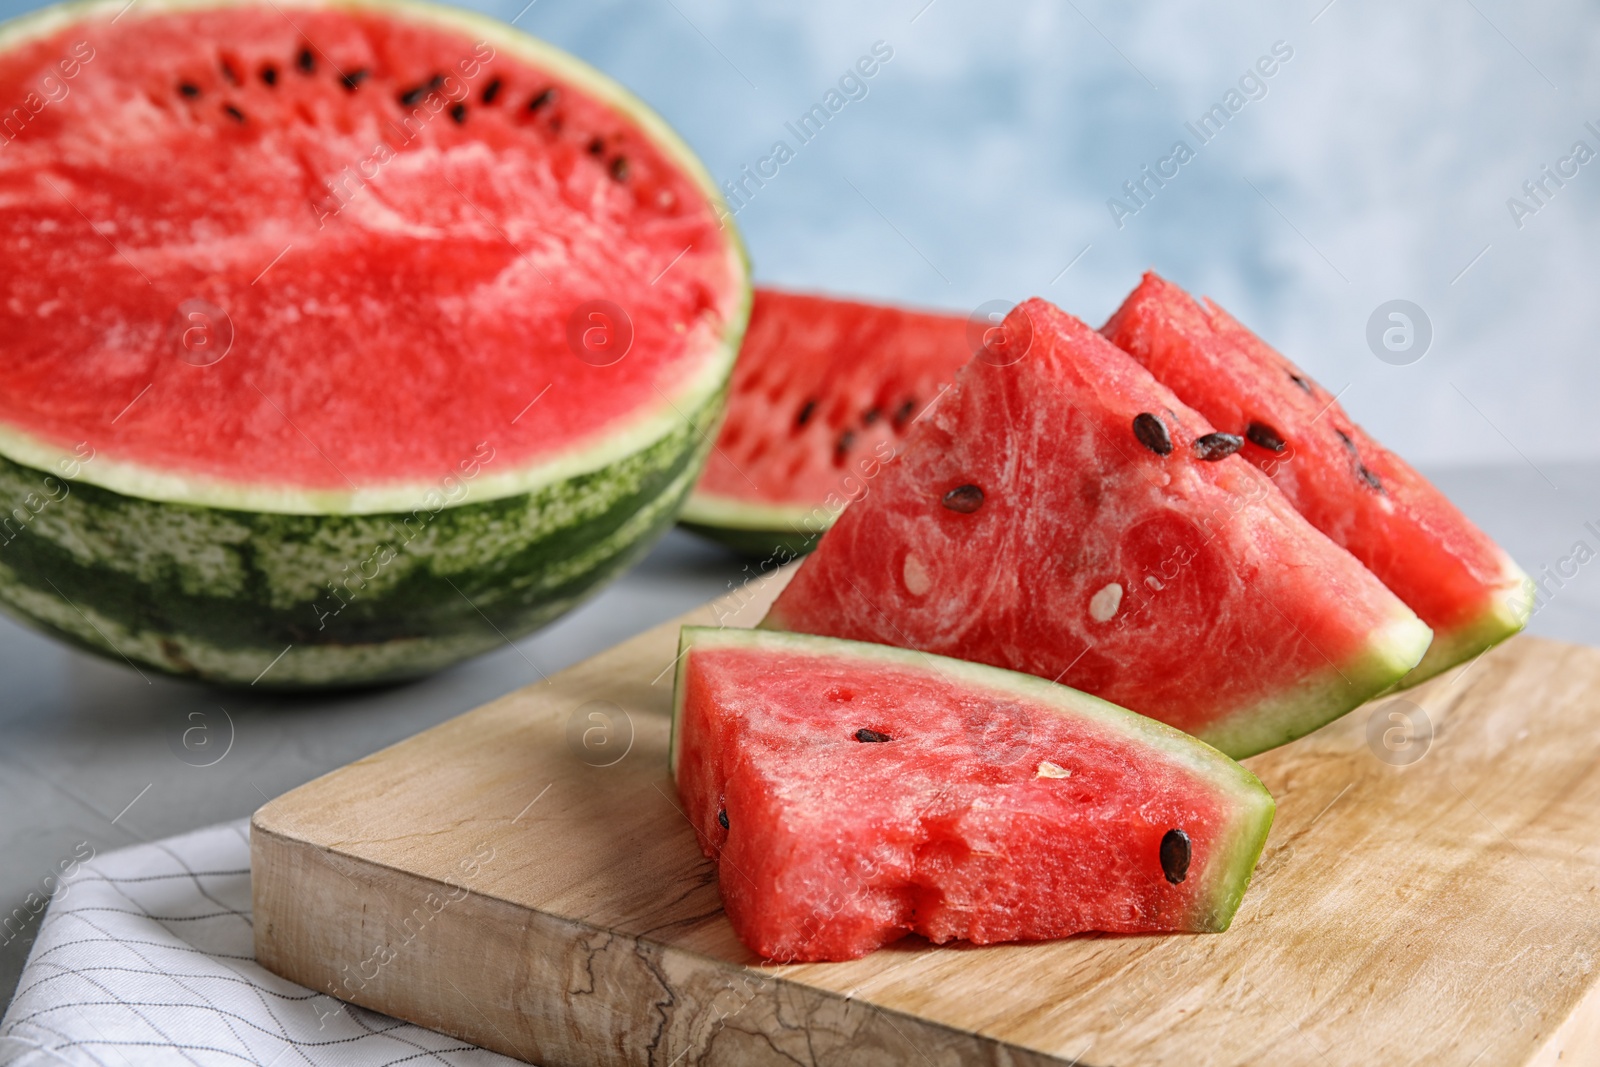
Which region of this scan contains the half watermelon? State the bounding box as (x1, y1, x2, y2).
(764, 298, 1433, 759)
(672, 626, 1276, 962)
(1101, 272, 1529, 685)
(0, 0, 748, 685)
(679, 288, 970, 560)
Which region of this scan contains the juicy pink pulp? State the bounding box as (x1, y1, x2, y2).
(695, 289, 970, 508)
(765, 299, 1414, 744)
(676, 641, 1230, 961)
(0, 6, 738, 489)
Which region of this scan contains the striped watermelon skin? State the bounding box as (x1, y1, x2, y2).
(0, 392, 719, 685)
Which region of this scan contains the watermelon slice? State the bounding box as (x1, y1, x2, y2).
(671, 626, 1276, 962)
(0, 0, 747, 685)
(1101, 272, 1529, 685)
(679, 288, 970, 560)
(763, 299, 1433, 759)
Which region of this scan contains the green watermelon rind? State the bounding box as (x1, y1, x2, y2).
(1397, 551, 1531, 688)
(1198, 605, 1434, 760)
(678, 493, 833, 560)
(0, 0, 752, 684)
(670, 625, 1277, 934)
(0, 385, 724, 686)
(679, 520, 821, 562)
(679, 502, 825, 561)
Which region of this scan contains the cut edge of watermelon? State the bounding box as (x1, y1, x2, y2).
(0, 0, 751, 517)
(669, 625, 1277, 932)
(677, 492, 817, 535)
(1200, 604, 1433, 759)
(677, 493, 827, 558)
(0, 340, 744, 515)
(1400, 550, 1531, 687)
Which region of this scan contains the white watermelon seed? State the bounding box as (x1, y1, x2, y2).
(1036, 761, 1071, 779)
(902, 554, 932, 596)
(1089, 582, 1123, 622)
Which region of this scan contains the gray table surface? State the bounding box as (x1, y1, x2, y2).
(4, 461, 1598, 1011)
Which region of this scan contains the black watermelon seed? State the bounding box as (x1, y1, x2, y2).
(1335, 429, 1358, 455)
(587, 137, 605, 156)
(260, 65, 278, 86)
(941, 484, 984, 514)
(862, 407, 882, 426)
(223, 104, 246, 123)
(1289, 372, 1312, 394)
(1160, 828, 1191, 885)
(403, 82, 442, 106)
(341, 69, 369, 91)
(178, 82, 200, 98)
(450, 103, 467, 124)
(1193, 432, 1244, 461)
(1358, 465, 1385, 493)
(835, 429, 857, 458)
(893, 398, 917, 427)
(1132, 412, 1173, 456)
(297, 48, 315, 74)
(481, 78, 502, 105)
(1246, 421, 1287, 453)
(528, 88, 557, 111)
(717, 809, 729, 829)
(796, 399, 817, 428)
(855, 728, 892, 743)
(609, 156, 630, 181)
(220, 60, 240, 85)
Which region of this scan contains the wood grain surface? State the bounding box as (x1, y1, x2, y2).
(253, 568, 1600, 1066)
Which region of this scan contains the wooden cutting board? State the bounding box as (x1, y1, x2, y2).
(253, 569, 1600, 1066)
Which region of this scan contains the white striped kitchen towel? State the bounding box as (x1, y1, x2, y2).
(0, 820, 521, 1066)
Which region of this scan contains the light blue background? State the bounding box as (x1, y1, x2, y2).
(3, 0, 1593, 469)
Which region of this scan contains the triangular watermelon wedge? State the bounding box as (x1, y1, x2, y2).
(762, 298, 1432, 759)
(1101, 272, 1530, 686)
(671, 626, 1276, 962)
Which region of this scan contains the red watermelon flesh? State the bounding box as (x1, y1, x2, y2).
(763, 299, 1433, 759)
(671, 626, 1276, 962)
(0, 2, 742, 502)
(680, 289, 970, 556)
(1101, 272, 1529, 685)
